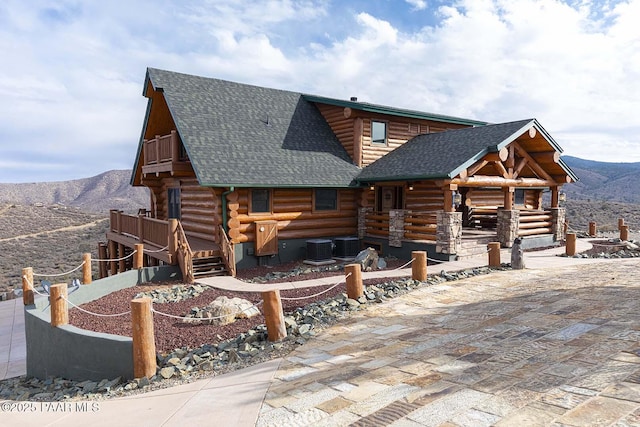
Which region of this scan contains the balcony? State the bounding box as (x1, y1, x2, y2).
(142, 130, 193, 177)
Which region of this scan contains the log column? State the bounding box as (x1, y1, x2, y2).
(22, 267, 34, 306)
(82, 253, 92, 284)
(411, 251, 427, 281)
(50, 284, 68, 327)
(488, 242, 501, 267)
(131, 298, 156, 379)
(262, 290, 286, 342)
(345, 264, 363, 299)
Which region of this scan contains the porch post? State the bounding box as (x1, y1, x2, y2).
(388, 209, 405, 248)
(358, 207, 372, 240)
(551, 207, 566, 242)
(436, 210, 462, 255)
(497, 208, 519, 248)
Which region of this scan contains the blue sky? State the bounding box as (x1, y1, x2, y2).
(1, 0, 639, 183)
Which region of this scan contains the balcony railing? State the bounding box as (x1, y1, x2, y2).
(142, 130, 191, 176)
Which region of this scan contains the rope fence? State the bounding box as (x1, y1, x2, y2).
(92, 250, 137, 263)
(62, 295, 132, 318)
(32, 261, 86, 277)
(280, 273, 351, 302)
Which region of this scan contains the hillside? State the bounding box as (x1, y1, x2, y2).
(561, 156, 640, 204)
(0, 170, 148, 214)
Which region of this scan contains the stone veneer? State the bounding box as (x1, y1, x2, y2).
(358, 207, 373, 240)
(497, 209, 520, 248)
(551, 207, 566, 241)
(388, 209, 406, 248)
(436, 211, 462, 254)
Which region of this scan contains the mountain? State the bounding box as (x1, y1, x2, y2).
(561, 156, 640, 204)
(0, 170, 148, 214)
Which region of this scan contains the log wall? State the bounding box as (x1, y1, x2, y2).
(227, 188, 358, 244)
(314, 103, 469, 166)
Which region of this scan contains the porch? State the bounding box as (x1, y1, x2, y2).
(360, 207, 562, 259)
(103, 210, 236, 281)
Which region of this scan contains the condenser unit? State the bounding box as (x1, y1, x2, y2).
(334, 236, 359, 259)
(306, 239, 333, 262)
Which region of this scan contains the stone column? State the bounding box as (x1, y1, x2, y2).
(551, 207, 566, 241)
(497, 209, 520, 248)
(436, 211, 462, 254)
(389, 209, 405, 248)
(358, 207, 372, 240)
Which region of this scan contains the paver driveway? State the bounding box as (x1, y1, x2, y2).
(258, 260, 640, 426)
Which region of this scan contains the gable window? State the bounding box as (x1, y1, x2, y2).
(371, 121, 387, 146)
(314, 189, 338, 211)
(250, 189, 271, 214)
(167, 188, 181, 219)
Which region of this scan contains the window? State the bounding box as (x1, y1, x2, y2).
(371, 121, 387, 146)
(314, 189, 338, 211)
(514, 189, 525, 205)
(250, 189, 271, 213)
(167, 188, 181, 219)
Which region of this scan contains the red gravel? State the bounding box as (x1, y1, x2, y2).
(68, 260, 407, 353)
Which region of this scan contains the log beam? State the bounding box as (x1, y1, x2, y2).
(451, 176, 555, 188)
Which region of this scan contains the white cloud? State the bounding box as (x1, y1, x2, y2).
(1, 0, 639, 183)
(406, 0, 428, 11)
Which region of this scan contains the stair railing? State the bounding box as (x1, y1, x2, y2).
(176, 221, 194, 283)
(218, 225, 236, 277)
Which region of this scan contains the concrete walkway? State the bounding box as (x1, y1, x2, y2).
(5, 238, 638, 426)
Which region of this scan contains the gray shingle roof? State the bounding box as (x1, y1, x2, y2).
(357, 119, 536, 182)
(145, 68, 361, 187)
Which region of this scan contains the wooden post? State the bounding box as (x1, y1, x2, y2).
(412, 251, 427, 281)
(134, 244, 144, 269)
(22, 267, 34, 306)
(118, 243, 126, 272)
(82, 253, 92, 284)
(566, 233, 577, 256)
(618, 218, 625, 230)
(345, 264, 363, 299)
(98, 242, 108, 278)
(488, 242, 501, 267)
(262, 290, 286, 342)
(168, 219, 178, 261)
(504, 188, 513, 211)
(588, 221, 597, 237)
(620, 225, 629, 241)
(50, 283, 68, 327)
(108, 240, 118, 275)
(131, 298, 156, 379)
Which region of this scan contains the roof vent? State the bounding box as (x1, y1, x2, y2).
(350, 97, 358, 102)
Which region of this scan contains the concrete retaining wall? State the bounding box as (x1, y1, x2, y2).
(25, 266, 181, 381)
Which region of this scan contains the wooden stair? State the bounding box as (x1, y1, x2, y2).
(192, 255, 229, 278)
(457, 229, 498, 259)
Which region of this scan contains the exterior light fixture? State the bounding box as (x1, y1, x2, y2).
(453, 191, 462, 207)
(558, 192, 566, 202)
(408, 183, 414, 191)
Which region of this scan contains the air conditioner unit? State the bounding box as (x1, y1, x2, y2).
(334, 236, 359, 258)
(306, 239, 333, 262)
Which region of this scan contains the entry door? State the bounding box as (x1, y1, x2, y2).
(376, 186, 404, 213)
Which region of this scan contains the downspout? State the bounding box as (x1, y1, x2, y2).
(221, 187, 235, 233)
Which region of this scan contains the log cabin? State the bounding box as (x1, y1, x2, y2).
(103, 68, 577, 282)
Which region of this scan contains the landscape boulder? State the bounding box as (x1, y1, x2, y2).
(186, 296, 260, 325)
(355, 247, 385, 271)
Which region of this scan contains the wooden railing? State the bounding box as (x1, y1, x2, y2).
(404, 212, 437, 241)
(518, 209, 553, 237)
(176, 221, 194, 283)
(365, 212, 389, 237)
(109, 210, 169, 248)
(218, 225, 236, 277)
(467, 207, 498, 229)
(143, 130, 181, 165)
